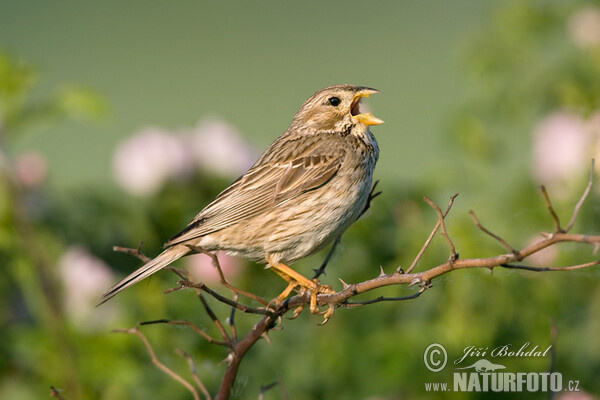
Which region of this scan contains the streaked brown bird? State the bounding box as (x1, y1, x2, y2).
(99, 84, 383, 312)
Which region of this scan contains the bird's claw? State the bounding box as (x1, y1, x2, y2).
(319, 305, 335, 325)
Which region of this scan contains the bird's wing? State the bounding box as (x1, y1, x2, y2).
(164, 137, 345, 247)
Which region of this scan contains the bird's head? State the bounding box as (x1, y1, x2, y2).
(290, 84, 384, 133)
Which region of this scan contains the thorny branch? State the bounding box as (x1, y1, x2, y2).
(113, 163, 599, 400)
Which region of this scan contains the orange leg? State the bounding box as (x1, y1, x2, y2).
(265, 255, 335, 315)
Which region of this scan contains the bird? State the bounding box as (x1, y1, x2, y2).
(99, 84, 383, 312)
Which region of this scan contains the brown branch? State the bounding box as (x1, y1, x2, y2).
(113, 167, 599, 400)
(215, 314, 278, 400)
(115, 327, 200, 400)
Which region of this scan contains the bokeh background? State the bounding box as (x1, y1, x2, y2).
(1, 1, 600, 399)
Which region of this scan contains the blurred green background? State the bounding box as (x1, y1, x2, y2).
(1, 1, 599, 399)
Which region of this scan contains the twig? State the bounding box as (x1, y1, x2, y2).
(113, 242, 151, 263)
(500, 260, 600, 272)
(197, 293, 232, 346)
(229, 293, 238, 342)
(564, 159, 594, 232)
(186, 246, 268, 306)
(405, 194, 458, 274)
(116, 327, 200, 400)
(258, 382, 278, 400)
(341, 289, 425, 307)
(540, 186, 562, 233)
(469, 210, 519, 255)
(49, 386, 66, 400)
(139, 319, 227, 346)
(176, 349, 212, 400)
(174, 280, 272, 315)
(424, 196, 457, 261)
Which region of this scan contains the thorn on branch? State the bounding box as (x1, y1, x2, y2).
(260, 331, 272, 344)
(338, 278, 350, 289)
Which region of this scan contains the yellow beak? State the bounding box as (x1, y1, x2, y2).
(351, 89, 384, 126)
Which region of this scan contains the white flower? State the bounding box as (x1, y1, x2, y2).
(59, 246, 118, 330)
(187, 118, 257, 177)
(568, 6, 600, 49)
(113, 127, 193, 196)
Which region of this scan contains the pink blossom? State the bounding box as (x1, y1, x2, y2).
(568, 6, 600, 49)
(524, 236, 558, 267)
(185, 251, 245, 285)
(14, 151, 47, 188)
(187, 118, 257, 177)
(59, 246, 119, 330)
(113, 127, 193, 196)
(113, 118, 255, 196)
(532, 111, 591, 188)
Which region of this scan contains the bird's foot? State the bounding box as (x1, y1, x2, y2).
(305, 281, 336, 324)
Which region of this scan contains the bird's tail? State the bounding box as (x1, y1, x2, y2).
(97, 244, 190, 305)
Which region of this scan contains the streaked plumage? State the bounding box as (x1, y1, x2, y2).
(99, 84, 382, 305)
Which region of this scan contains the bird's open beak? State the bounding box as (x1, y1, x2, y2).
(351, 89, 384, 126)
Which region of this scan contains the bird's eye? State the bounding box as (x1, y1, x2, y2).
(328, 97, 341, 107)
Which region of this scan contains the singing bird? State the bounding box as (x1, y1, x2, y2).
(99, 84, 383, 311)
